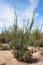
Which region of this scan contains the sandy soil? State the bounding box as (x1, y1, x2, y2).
(0, 50, 43, 65)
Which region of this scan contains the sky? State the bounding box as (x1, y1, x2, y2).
(0, 0, 43, 33)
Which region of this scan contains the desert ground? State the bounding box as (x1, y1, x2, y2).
(0, 48, 43, 65)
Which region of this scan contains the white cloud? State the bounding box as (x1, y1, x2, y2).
(29, 0, 39, 9)
(17, 0, 39, 29)
(22, 0, 39, 21)
(0, 1, 14, 29)
(0, 20, 4, 27)
(0, 0, 40, 33)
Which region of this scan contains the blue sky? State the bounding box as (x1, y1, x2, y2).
(0, 0, 43, 32)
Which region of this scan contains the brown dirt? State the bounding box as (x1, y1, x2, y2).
(0, 49, 43, 65)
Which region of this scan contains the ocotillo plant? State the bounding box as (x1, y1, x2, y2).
(3, 11, 35, 62)
(20, 12, 35, 53)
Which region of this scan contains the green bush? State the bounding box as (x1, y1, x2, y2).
(13, 50, 23, 61)
(13, 50, 32, 62)
(12, 11, 35, 62)
(29, 39, 43, 47)
(33, 26, 41, 40)
(3, 11, 35, 63)
(28, 39, 35, 46)
(36, 40, 43, 47)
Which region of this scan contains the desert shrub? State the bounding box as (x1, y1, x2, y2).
(13, 50, 24, 61)
(12, 11, 35, 62)
(0, 34, 2, 43)
(32, 40, 43, 47)
(13, 49, 32, 62)
(37, 40, 43, 47)
(28, 26, 42, 47)
(28, 37, 43, 47)
(4, 11, 35, 62)
(0, 43, 2, 47)
(1, 30, 5, 43)
(28, 39, 35, 46)
(33, 26, 41, 40)
(23, 51, 32, 62)
(0, 29, 10, 43)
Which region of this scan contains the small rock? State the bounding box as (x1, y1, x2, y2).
(0, 47, 3, 50)
(2, 44, 11, 50)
